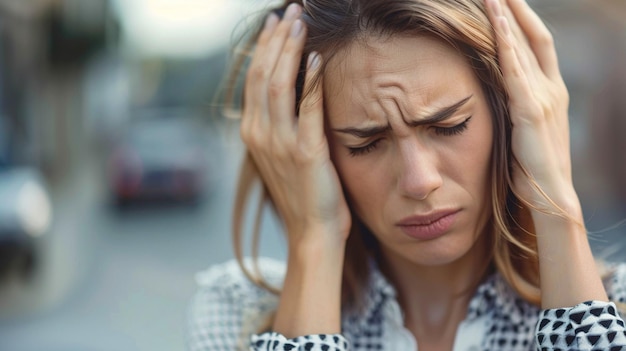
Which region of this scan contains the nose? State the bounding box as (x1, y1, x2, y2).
(396, 138, 443, 200)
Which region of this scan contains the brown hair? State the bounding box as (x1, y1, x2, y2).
(227, 0, 543, 321)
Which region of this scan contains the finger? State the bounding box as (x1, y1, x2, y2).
(493, 15, 537, 114)
(244, 4, 303, 124)
(268, 18, 307, 140)
(487, 0, 539, 92)
(502, 2, 543, 77)
(493, 0, 542, 80)
(243, 12, 280, 121)
(297, 52, 325, 148)
(497, 0, 529, 47)
(506, 0, 561, 80)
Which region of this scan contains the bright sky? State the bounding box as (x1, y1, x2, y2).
(111, 0, 273, 58)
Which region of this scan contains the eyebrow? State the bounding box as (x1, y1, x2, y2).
(333, 95, 473, 138)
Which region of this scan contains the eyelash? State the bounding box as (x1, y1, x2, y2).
(348, 139, 382, 157)
(433, 116, 472, 136)
(347, 116, 472, 157)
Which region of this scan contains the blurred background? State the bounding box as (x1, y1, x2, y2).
(0, 0, 624, 350)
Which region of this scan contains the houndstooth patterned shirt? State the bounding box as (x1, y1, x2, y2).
(187, 257, 626, 350)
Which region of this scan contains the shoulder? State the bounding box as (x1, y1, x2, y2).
(194, 257, 286, 294)
(187, 257, 286, 351)
(191, 257, 286, 311)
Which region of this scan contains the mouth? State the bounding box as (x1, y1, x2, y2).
(396, 209, 460, 240)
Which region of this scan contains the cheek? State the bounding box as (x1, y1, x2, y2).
(331, 152, 388, 221)
(462, 116, 494, 200)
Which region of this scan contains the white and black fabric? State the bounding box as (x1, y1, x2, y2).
(187, 258, 626, 351)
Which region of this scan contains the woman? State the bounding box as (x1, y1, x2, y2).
(188, 0, 626, 350)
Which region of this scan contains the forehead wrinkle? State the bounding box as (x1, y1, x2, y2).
(375, 81, 432, 127)
(326, 35, 472, 129)
(353, 86, 388, 126)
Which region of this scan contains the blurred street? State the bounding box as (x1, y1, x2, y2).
(0, 118, 287, 350)
(0, 0, 624, 351)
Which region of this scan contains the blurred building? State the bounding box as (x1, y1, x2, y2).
(530, 0, 626, 207)
(0, 0, 115, 180)
(586, 0, 626, 203)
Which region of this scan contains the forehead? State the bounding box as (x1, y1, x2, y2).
(323, 35, 480, 122)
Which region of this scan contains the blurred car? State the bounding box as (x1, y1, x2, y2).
(0, 167, 52, 281)
(107, 116, 207, 206)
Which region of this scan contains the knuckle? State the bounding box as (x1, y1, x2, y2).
(247, 64, 271, 82)
(513, 100, 544, 125)
(510, 65, 524, 79)
(538, 31, 554, 47)
(242, 126, 266, 149)
(248, 133, 266, 150)
(268, 79, 290, 99)
(527, 103, 545, 124)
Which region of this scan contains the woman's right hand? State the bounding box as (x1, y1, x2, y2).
(240, 3, 351, 248)
(242, 4, 349, 337)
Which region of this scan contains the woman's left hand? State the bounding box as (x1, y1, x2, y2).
(486, 0, 608, 308)
(486, 0, 576, 214)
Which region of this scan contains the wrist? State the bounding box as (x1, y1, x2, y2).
(274, 231, 345, 338)
(287, 224, 348, 255)
(525, 182, 583, 223)
(531, 189, 608, 308)
(287, 231, 346, 283)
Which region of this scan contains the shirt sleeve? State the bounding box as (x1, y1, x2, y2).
(535, 263, 626, 350)
(250, 332, 349, 351)
(535, 300, 626, 350)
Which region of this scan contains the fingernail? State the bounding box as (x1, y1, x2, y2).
(291, 19, 303, 37)
(490, 0, 503, 16)
(499, 16, 510, 36)
(264, 13, 279, 31)
(284, 3, 301, 20)
(308, 52, 321, 70)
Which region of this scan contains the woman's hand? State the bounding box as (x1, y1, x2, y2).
(486, 0, 574, 213)
(241, 3, 351, 248)
(241, 3, 348, 337)
(486, 0, 608, 308)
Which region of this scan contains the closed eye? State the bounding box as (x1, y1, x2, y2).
(347, 116, 471, 156)
(348, 139, 382, 157)
(432, 116, 472, 136)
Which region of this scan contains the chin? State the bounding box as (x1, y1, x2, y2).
(409, 245, 471, 267)
(387, 232, 480, 267)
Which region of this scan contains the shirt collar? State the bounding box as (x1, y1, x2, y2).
(342, 260, 525, 333)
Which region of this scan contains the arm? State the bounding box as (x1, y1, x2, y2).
(240, 2, 351, 345)
(485, 0, 626, 349)
(485, 0, 606, 309)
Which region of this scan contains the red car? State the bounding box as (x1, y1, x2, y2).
(107, 116, 207, 206)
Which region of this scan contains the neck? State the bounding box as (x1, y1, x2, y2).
(377, 234, 491, 347)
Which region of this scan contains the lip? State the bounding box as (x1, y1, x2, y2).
(396, 209, 460, 241)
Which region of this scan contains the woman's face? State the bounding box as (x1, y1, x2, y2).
(325, 35, 493, 267)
